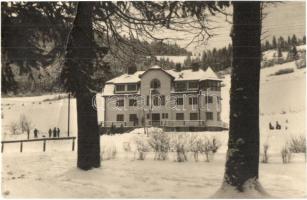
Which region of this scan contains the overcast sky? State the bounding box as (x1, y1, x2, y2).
(170, 2, 306, 53)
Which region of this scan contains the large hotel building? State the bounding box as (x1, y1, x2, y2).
(102, 65, 226, 131)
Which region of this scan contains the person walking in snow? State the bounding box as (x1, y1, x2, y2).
(275, 121, 281, 130)
(33, 128, 38, 138)
(48, 128, 52, 138)
(53, 127, 57, 137)
(57, 128, 60, 138)
(269, 122, 274, 130)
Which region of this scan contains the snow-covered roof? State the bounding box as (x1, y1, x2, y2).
(166, 67, 221, 81)
(106, 71, 145, 84)
(106, 66, 220, 85)
(103, 84, 115, 96)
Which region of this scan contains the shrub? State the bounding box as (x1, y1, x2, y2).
(19, 114, 32, 136)
(148, 129, 170, 160)
(281, 144, 292, 164)
(123, 142, 131, 152)
(9, 121, 20, 135)
(101, 145, 117, 160)
(189, 136, 221, 162)
(274, 68, 294, 76)
(189, 135, 202, 162)
(200, 136, 221, 162)
(134, 135, 150, 160)
(289, 135, 306, 153)
(170, 134, 189, 162)
(261, 143, 269, 163)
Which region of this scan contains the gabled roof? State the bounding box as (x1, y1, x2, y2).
(166, 67, 221, 81)
(106, 66, 221, 84)
(106, 71, 145, 84)
(139, 65, 175, 80)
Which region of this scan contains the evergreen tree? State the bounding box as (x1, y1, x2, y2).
(287, 36, 292, 49)
(291, 34, 298, 46)
(175, 63, 182, 72)
(278, 36, 285, 50)
(277, 47, 283, 58)
(264, 40, 271, 51)
(272, 36, 277, 49)
(292, 45, 298, 60)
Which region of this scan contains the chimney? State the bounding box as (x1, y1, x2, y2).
(191, 62, 200, 71)
(127, 65, 137, 75)
(175, 63, 182, 72)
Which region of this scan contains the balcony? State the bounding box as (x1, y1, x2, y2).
(101, 120, 226, 128)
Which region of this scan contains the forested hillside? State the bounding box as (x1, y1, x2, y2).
(2, 2, 305, 97)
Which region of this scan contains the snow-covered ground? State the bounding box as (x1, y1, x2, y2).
(2, 150, 305, 198)
(1, 60, 306, 198)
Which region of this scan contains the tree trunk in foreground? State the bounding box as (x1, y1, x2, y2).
(64, 2, 100, 170)
(215, 2, 268, 196)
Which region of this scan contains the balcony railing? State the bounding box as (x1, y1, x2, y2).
(101, 120, 226, 128)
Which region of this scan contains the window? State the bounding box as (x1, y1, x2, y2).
(129, 99, 137, 106)
(146, 96, 149, 106)
(175, 81, 187, 91)
(206, 112, 213, 120)
(176, 113, 184, 120)
(188, 81, 198, 90)
(176, 96, 184, 105)
(116, 114, 124, 122)
(203, 80, 220, 91)
(153, 96, 159, 106)
(217, 96, 221, 105)
(160, 95, 165, 106)
(190, 113, 198, 120)
(150, 79, 160, 89)
(205, 96, 213, 104)
(129, 114, 138, 122)
(217, 112, 221, 121)
(116, 99, 124, 107)
(127, 84, 137, 91)
(147, 113, 150, 119)
(115, 84, 125, 92)
(189, 97, 198, 105)
(162, 113, 168, 119)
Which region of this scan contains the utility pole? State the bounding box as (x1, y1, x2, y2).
(67, 93, 71, 137)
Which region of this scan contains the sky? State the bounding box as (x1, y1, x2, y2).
(168, 2, 306, 54)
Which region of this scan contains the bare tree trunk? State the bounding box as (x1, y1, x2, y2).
(215, 2, 268, 196)
(64, 2, 100, 170)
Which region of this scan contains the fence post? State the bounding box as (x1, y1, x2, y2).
(20, 142, 23, 153)
(1, 143, 4, 153)
(72, 138, 75, 151)
(43, 140, 46, 152)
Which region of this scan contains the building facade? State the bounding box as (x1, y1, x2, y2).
(102, 65, 225, 131)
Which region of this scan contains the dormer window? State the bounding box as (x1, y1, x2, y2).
(127, 84, 137, 91)
(115, 84, 125, 92)
(150, 79, 160, 89)
(188, 81, 198, 90)
(175, 81, 187, 91)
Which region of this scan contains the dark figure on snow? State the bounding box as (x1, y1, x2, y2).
(269, 122, 274, 130)
(48, 129, 52, 138)
(33, 129, 38, 138)
(53, 127, 57, 137)
(276, 121, 281, 130)
(285, 119, 288, 130)
(57, 128, 60, 138)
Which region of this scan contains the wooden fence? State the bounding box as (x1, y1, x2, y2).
(1, 137, 76, 153)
